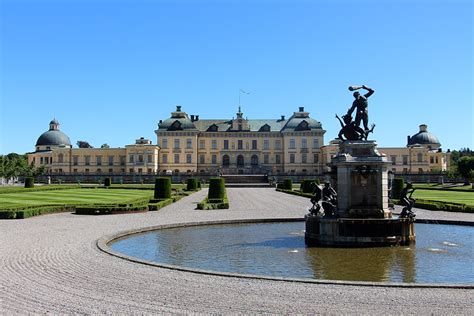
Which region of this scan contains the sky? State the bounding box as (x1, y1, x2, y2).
(1, 0, 472, 154)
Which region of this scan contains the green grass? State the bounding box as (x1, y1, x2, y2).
(0, 188, 154, 209)
(413, 183, 473, 191)
(412, 189, 474, 206)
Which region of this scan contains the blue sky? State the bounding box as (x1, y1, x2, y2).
(1, 0, 472, 154)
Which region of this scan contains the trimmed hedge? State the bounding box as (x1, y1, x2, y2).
(208, 177, 226, 201)
(394, 198, 474, 213)
(276, 179, 293, 190)
(186, 178, 199, 191)
(154, 177, 171, 199)
(300, 179, 318, 193)
(197, 196, 230, 210)
(391, 178, 404, 199)
(0, 205, 76, 219)
(104, 177, 112, 187)
(24, 177, 35, 188)
(276, 188, 313, 198)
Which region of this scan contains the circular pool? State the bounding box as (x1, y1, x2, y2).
(109, 221, 473, 285)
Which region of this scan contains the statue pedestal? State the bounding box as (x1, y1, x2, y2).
(305, 140, 415, 247)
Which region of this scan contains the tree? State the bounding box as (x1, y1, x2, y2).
(100, 143, 110, 148)
(0, 153, 45, 184)
(457, 156, 474, 184)
(77, 141, 93, 148)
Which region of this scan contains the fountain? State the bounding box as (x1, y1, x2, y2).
(305, 85, 415, 246)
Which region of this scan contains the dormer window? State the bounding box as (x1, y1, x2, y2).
(296, 120, 310, 131)
(259, 124, 271, 132)
(169, 120, 183, 131)
(207, 124, 218, 132)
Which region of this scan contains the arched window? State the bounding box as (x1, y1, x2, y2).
(237, 155, 244, 166)
(58, 153, 64, 163)
(251, 155, 258, 166)
(222, 155, 230, 166)
(417, 153, 423, 162)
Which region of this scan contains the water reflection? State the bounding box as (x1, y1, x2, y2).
(111, 223, 473, 284)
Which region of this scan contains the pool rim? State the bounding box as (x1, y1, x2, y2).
(97, 217, 474, 289)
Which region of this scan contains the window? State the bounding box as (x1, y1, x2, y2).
(302, 139, 307, 149)
(417, 153, 423, 162)
(120, 156, 126, 165)
(187, 154, 192, 164)
(313, 138, 319, 149)
(222, 155, 230, 166)
(238, 140, 243, 150)
(199, 154, 205, 164)
(199, 140, 205, 149)
(108, 156, 114, 165)
(251, 155, 258, 166)
(147, 168, 152, 174)
(97, 168, 102, 174)
(147, 154, 152, 163)
(129, 155, 134, 163)
(186, 138, 192, 149)
(174, 139, 180, 149)
(418, 168, 423, 173)
(211, 154, 217, 164)
(275, 140, 281, 150)
(108, 168, 113, 174)
(73, 169, 78, 173)
(430, 156, 434, 164)
(129, 168, 134, 174)
(275, 154, 281, 164)
(162, 154, 168, 163)
(174, 154, 180, 163)
(223, 140, 229, 150)
(252, 140, 257, 150)
(85, 156, 90, 166)
(264, 154, 269, 164)
(391, 155, 396, 165)
(290, 154, 295, 163)
(314, 154, 319, 163)
(85, 169, 89, 174)
(302, 153, 307, 164)
(263, 140, 269, 150)
(73, 156, 79, 166)
(138, 155, 144, 163)
(212, 140, 217, 150)
(40, 157, 44, 164)
(289, 139, 296, 149)
(402, 155, 408, 165)
(237, 155, 244, 166)
(58, 153, 64, 163)
(161, 138, 168, 149)
(96, 156, 102, 166)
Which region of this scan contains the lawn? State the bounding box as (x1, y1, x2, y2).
(0, 188, 154, 209)
(412, 189, 474, 206)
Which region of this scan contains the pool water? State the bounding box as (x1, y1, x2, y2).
(110, 222, 474, 284)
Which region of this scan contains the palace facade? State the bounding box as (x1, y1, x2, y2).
(27, 107, 450, 178)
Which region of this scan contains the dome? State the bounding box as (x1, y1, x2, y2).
(35, 120, 72, 147)
(157, 106, 197, 131)
(282, 107, 323, 131)
(407, 124, 440, 149)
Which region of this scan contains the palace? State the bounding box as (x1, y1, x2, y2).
(27, 106, 450, 179)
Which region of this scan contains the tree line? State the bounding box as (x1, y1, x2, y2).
(0, 153, 46, 184)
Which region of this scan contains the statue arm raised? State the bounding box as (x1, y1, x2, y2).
(362, 85, 374, 98)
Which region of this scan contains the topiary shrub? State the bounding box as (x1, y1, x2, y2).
(186, 178, 198, 191)
(154, 177, 171, 199)
(283, 179, 293, 191)
(300, 179, 315, 193)
(391, 178, 405, 199)
(104, 177, 112, 187)
(208, 177, 226, 201)
(24, 177, 34, 188)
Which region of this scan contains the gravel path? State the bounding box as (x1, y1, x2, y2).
(1, 188, 473, 314)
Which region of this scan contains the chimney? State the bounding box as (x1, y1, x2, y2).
(195, 115, 199, 121)
(407, 135, 411, 144)
(159, 120, 163, 124)
(281, 115, 285, 121)
(191, 115, 195, 121)
(176, 105, 182, 112)
(419, 124, 427, 132)
(299, 106, 304, 112)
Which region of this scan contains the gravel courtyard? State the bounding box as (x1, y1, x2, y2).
(1, 188, 473, 314)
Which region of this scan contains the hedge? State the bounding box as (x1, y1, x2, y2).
(208, 178, 226, 200)
(197, 196, 230, 210)
(186, 178, 199, 191)
(104, 177, 112, 187)
(0, 205, 76, 219)
(24, 177, 35, 188)
(393, 198, 473, 213)
(300, 179, 318, 194)
(154, 177, 171, 199)
(276, 188, 313, 198)
(276, 179, 293, 191)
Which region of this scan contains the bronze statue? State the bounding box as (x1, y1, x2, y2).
(308, 183, 323, 217)
(347, 85, 374, 132)
(336, 113, 375, 141)
(399, 183, 416, 218)
(321, 182, 337, 217)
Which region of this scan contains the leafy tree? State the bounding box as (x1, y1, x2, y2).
(100, 143, 110, 148)
(457, 156, 474, 184)
(0, 153, 46, 183)
(77, 141, 93, 148)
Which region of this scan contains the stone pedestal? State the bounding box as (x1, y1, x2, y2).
(305, 140, 415, 247)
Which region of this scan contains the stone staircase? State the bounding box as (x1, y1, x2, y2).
(222, 174, 272, 187)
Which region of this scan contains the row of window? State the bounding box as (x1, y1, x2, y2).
(159, 138, 320, 150)
(161, 153, 320, 165)
(389, 153, 441, 165)
(68, 168, 155, 175)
